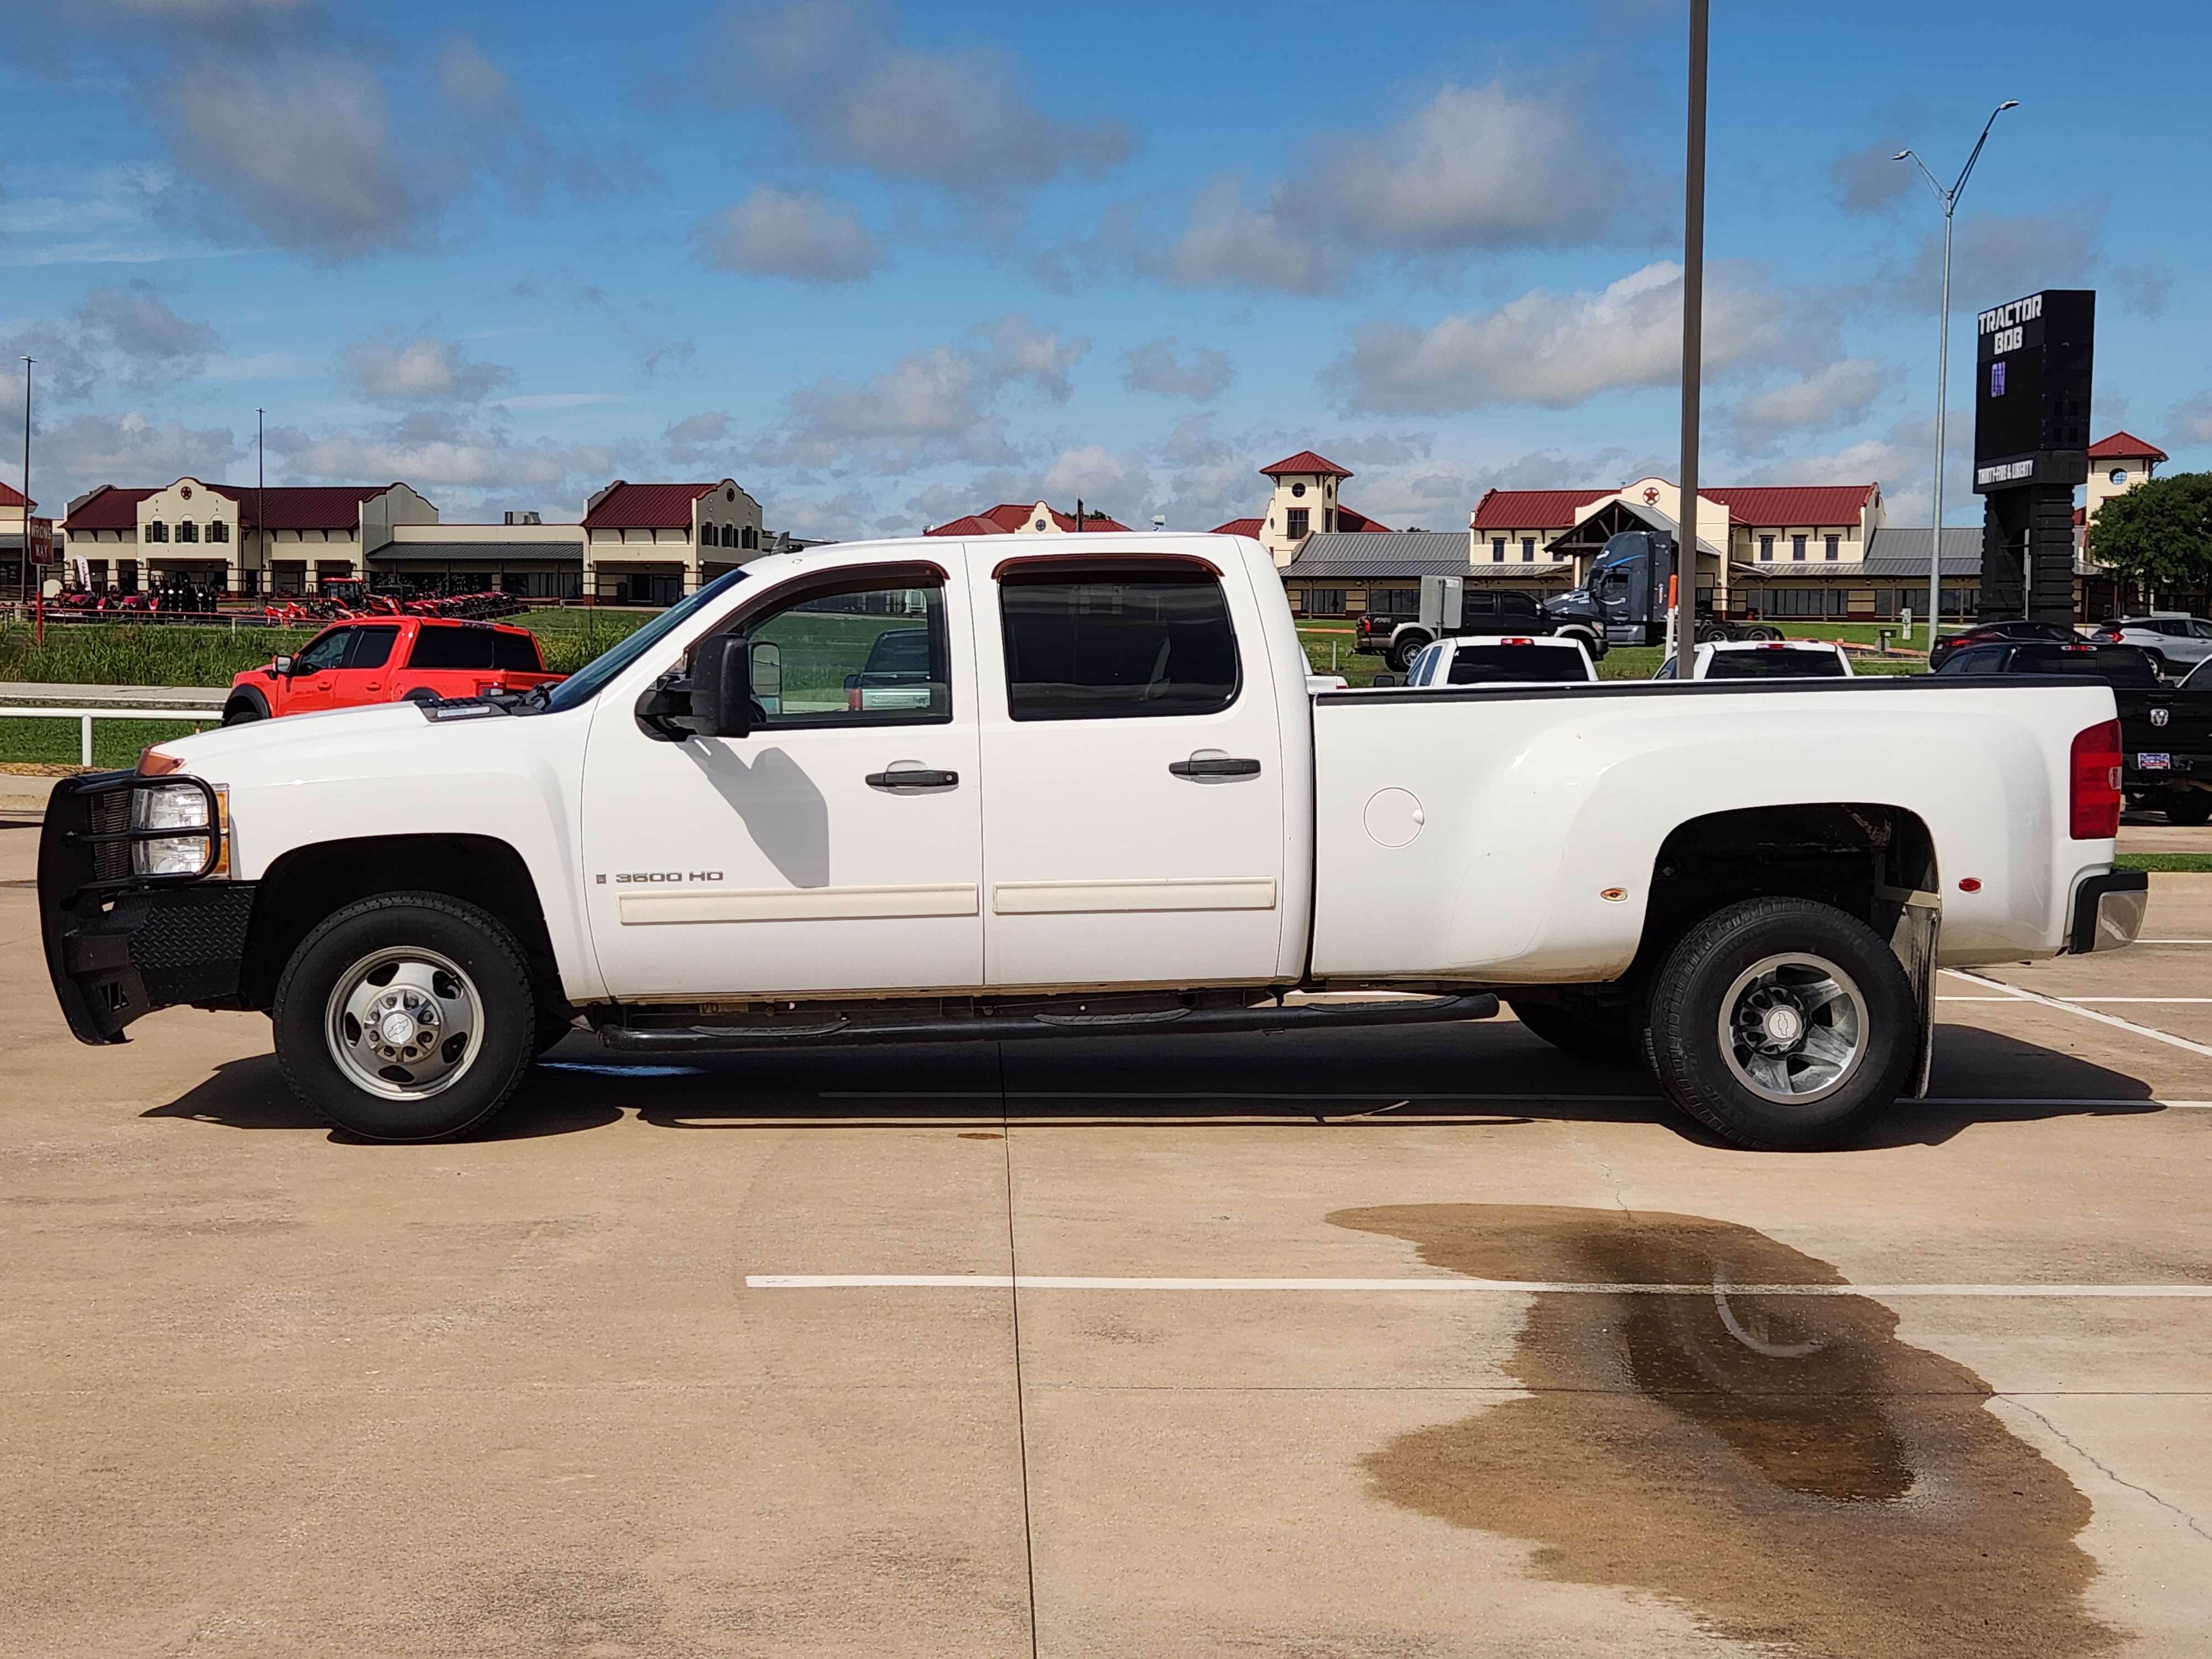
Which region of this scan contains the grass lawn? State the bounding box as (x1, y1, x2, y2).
(0, 715, 219, 770)
(2116, 853, 2212, 873)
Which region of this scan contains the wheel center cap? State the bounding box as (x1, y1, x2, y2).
(1763, 1005, 1804, 1045)
(379, 1010, 418, 1046)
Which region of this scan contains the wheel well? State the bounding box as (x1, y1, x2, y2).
(1642, 804, 1937, 952)
(241, 834, 562, 1013)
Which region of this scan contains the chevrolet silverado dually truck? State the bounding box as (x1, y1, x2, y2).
(40, 535, 2147, 1151)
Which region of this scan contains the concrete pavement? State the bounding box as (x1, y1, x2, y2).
(2, 814, 2208, 1656)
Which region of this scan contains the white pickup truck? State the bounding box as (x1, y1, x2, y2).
(40, 535, 2146, 1150)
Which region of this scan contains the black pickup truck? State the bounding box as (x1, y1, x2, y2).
(1933, 640, 2212, 823)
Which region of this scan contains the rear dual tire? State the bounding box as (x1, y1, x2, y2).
(1643, 898, 1915, 1151)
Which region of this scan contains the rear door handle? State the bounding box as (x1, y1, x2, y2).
(867, 769, 959, 790)
(1169, 757, 1262, 779)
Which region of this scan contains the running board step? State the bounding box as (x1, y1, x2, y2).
(601, 993, 1499, 1053)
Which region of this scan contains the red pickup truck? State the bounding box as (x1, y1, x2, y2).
(221, 618, 562, 724)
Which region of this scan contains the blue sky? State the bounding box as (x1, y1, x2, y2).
(1, 0, 2203, 536)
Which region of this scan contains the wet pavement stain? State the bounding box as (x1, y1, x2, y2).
(1329, 1204, 2114, 1659)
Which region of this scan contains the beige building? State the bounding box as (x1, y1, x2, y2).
(60, 480, 435, 595)
(582, 479, 765, 605)
(1212, 451, 1392, 567)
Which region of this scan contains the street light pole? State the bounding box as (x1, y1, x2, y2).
(1672, 0, 1709, 681)
(22, 356, 36, 639)
(1897, 100, 2017, 649)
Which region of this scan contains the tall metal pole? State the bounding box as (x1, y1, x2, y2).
(256, 408, 266, 598)
(1672, 0, 1708, 680)
(23, 356, 36, 638)
(1899, 100, 2017, 648)
(1927, 206, 1953, 648)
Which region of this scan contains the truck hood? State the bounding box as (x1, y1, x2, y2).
(148, 700, 450, 776)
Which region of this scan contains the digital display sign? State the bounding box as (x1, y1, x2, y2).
(1973, 289, 2095, 492)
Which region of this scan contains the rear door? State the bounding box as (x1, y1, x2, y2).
(971, 550, 1290, 988)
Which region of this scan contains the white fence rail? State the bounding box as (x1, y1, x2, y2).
(0, 705, 226, 767)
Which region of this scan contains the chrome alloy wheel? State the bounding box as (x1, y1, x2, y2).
(1717, 953, 1869, 1105)
(325, 946, 484, 1100)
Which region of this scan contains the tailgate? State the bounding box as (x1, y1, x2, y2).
(2120, 688, 2212, 783)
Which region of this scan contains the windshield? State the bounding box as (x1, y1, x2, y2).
(1444, 646, 1589, 684)
(540, 568, 750, 713)
(1703, 648, 1848, 679)
(2183, 658, 2212, 691)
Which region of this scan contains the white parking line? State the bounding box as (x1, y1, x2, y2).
(746, 1274, 2212, 1297)
(1943, 969, 2212, 1060)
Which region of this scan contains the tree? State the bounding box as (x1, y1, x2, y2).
(2091, 471, 2212, 602)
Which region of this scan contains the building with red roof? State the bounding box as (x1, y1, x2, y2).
(1213, 451, 1390, 566)
(59, 478, 436, 597)
(923, 499, 1132, 537)
(582, 479, 764, 603)
(2080, 432, 2168, 543)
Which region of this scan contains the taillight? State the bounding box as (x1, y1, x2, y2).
(1501, 637, 1534, 646)
(2069, 719, 2122, 839)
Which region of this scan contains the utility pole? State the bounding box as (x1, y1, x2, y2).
(23, 356, 37, 639)
(1671, 0, 1709, 681)
(1897, 101, 2017, 648)
(256, 408, 267, 598)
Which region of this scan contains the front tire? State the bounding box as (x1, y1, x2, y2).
(1644, 898, 1914, 1151)
(222, 689, 268, 725)
(273, 893, 536, 1141)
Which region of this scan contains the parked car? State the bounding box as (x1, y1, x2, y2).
(1652, 640, 1855, 680)
(1928, 619, 2084, 671)
(46, 532, 2142, 1153)
(222, 618, 562, 724)
(1932, 640, 2212, 822)
(1358, 586, 1601, 674)
(2088, 614, 2212, 678)
(1404, 634, 1597, 687)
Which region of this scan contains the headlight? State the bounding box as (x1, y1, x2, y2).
(130, 782, 223, 878)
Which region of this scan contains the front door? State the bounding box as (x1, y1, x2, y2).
(581, 556, 984, 999)
(972, 551, 1290, 989)
(274, 625, 358, 714)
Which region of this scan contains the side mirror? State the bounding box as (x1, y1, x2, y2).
(270, 655, 294, 677)
(1371, 673, 1400, 687)
(690, 634, 753, 739)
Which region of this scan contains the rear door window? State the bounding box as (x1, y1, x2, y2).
(1702, 648, 1847, 679)
(348, 625, 399, 669)
(999, 564, 1239, 720)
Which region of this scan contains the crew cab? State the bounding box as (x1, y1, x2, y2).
(1402, 635, 1596, 687)
(1359, 582, 1598, 674)
(42, 535, 2145, 1154)
(1652, 640, 1855, 680)
(1936, 639, 2212, 823)
(222, 618, 561, 724)
(2090, 614, 2212, 679)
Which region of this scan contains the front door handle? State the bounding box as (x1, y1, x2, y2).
(1169, 757, 1262, 779)
(867, 769, 959, 791)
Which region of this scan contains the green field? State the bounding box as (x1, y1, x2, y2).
(0, 716, 218, 770)
(2116, 853, 2212, 873)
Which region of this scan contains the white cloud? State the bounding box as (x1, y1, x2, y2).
(1310, 82, 1629, 252)
(1721, 359, 1889, 450)
(1119, 336, 1235, 401)
(3, 279, 220, 402)
(270, 410, 635, 496)
(694, 187, 883, 284)
(664, 411, 732, 467)
(1166, 178, 1347, 295)
(721, 1, 1133, 200)
(341, 333, 515, 403)
(40, 410, 242, 505)
(1830, 139, 1917, 215)
(760, 313, 1087, 474)
(2167, 394, 2212, 447)
(166, 58, 429, 263)
(1328, 262, 1794, 415)
(1039, 444, 1149, 517)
